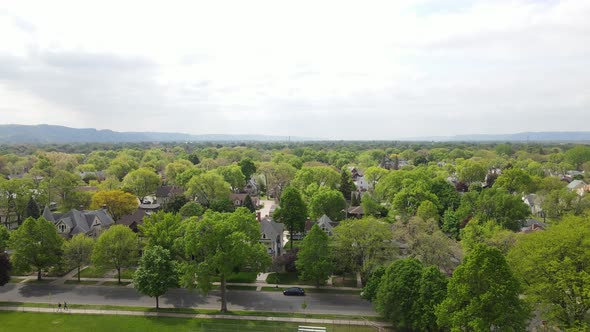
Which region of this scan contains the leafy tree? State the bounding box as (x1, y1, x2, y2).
(134, 245, 178, 309)
(360, 194, 388, 218)
(164, 160, 193, 186)
(565, 145, 590, 169)
(338, 169, 355, 201)
(0, 253, 11, 286)
(175, 168, 203, 188)
(209, 197, 235, 213)
(216, 165, 246, 193)
(441, 208, 460, 239)
(187, 153, 200, 165)
(98, 176, 122, 191)
(273, 187, 307, 249)
(495, 143, 513, 156)
(474, 187, 530, 231)
(243, 195, 256, 212)
(52, 170, 83, 207)
(186, 172, 231, 206)
(92, 225, 139, 283)
(291, 166, 340, 192)
(179, 201, 204, 217)
(457, 159, 487, 184)
(0, 225, 9, 251)
(238, 158, 257, 180)
(140, 211, 182, 257)
(296, 225, 332, 287)
(0, 178, 34, 224)
(257, 162, 297, 199)
(9, 217, 64, 280)
(162, 194, 188, 213)
(90, 190, 138, 221)
(122, 167, 161, 202)
(332, 217, 396, 280)
(364, 166, 389, 192)
(308, 188, 346, 221)
(430, 177, 460, 212)
(417, 265, 448, 331)
(63, 234, 94, 282)
(436, 244, 529, 331)
(361, 266, 385, 302)
(508, 216, 590, 328)
(493, 167, 533, 194)
(181, 208, 271, 312)
(417, 200, 439, 222)
(375, 258, 425, 330)
(392, 183, 440, 220)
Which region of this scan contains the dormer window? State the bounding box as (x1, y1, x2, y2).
(262, 233, 267, 239)
(58, 224, 66, 233)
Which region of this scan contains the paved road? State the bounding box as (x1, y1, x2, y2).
(0, 283, 376, 316)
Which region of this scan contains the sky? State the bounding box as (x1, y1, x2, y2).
(0, 0, 588, 140)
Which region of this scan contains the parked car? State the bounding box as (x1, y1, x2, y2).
(283, 287, 305, 296)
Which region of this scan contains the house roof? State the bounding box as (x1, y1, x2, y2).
(52, 208, 114, 236)
(118, 209, 149, 226)
(567, 180, 587, 190)
(156, 186, 184, 198)
(260, 218, 284, 241)
(347, 206, 364, 215)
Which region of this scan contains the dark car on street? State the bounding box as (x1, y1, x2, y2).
(283, 287, 305, 296)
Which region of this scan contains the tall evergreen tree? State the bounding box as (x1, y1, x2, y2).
(24, 196, 40, 219)
(273, 187, 307, 249)
(339, 169, 355, 201)
(243, 195, 256, 212)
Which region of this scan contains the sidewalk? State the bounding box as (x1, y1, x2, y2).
(0, 305, 390, 328)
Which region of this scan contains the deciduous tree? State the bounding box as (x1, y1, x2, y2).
(90, 190, 138, 221)
(63, 234, 94, 282)
(308, 188, 346, 221)
(134, 245, 178, 309)
(273, 187, 307, 249)
(186, 172, 231, 206)
(9, 217, 64, 280)
(296, 225, 332, 287)
(122, 167, 161, 202)
(92, 225, 139, 283)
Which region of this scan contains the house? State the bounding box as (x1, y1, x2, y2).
(259, 217, 284, 257)
(43, 206, 114, 238)
(520, 219, 546, 233)
(522, 194, 543, 216)
(567, 180, 588, 196)
(229, 193, 260, 208)
(315, 214, 338, 236)
(155, 186, 185, 206)
(354, 176, 369, 192)
(347, 205, 365, 218)
(118, 209, 149, 233)
(243, 178, 259, 195)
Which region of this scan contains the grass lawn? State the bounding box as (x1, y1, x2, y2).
(226, 271, 258, 283)
(102, 281, 132, 287)
(226, 285, 257, 291)
(77, 266, 111, 278)
(266, 272, 315, 286)
(64, 280, 98, 285)
(0, 312, 379, 332)
(25, 279, 53, 284)
(119, 268, 136, 280)
(9, 278, 25, 283)
(331, 274, 359, 288)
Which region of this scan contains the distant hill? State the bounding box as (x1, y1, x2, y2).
(407, 132, 590, 142)
(0, 124, 312, 144)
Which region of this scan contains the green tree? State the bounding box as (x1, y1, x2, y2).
(63, 234, 94, 282)
(134, 245, 178, 309)
(332, 217, 396, 280)
(238, 158, 257, 180)
(364, 166, 389, 192)
(243, 195, 256, 212)
(361, 266, 385, 302)
(308, 188, 346, 221)
(179, 201, 204, 217)
(187, 153, 200, 165)
(273, 187, 307, 249)
(164, 160, 193, 186)
(216, 165, 246, 193)
(474, 187, 530, 231)
(140, 211, 182, 257)
(417, 265, 448, 331)
(0, 225, 10, 252)
(92, 225, 139, 283)
(375, 258, 424, 330)
(338, 169, 355, 201)
(291, 166, 340, 192)
(457, 159, 487, 184)
(565, 145, 590, 169)
(436, 244, 529, 331)
(493, 167, 533, 194)
(9, 217, 64, 280)
(508, 216, 590, 328)
(257, 162, 297, 199)
(417, 200, 439, 222)
(122, 168, 161, 202)
(186, 172, 231, 206)
(90, 190, 138, 221)
(296, 225, 332, 287)
(181, 208, 271, 312)
(392, 183, 441, 220)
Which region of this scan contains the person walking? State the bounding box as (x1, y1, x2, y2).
(57, 302, 62, 312)
(63, 301, 68, 311)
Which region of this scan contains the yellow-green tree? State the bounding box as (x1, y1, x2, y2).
(90, 190, 138, 221)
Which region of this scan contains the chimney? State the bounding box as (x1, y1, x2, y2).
(256, 211, 261, 222)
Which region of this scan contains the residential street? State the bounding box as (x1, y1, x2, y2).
(0, 283, 377, 316)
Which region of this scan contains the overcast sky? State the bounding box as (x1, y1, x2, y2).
(0, 0, 588, 140)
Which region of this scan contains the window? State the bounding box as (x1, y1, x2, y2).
(262, 233, 267, 239)
(58, 224, 66, 233)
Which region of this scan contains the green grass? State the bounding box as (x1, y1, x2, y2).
(260, 287, 361, 295)
(9, 278, 25, 283)
(77, 266, 111, 278)
(64, 280, 98, 285)
(225, 271, 258, 283)
(261, 286, 284, 292)
(0, 312, 382, 332)
(102, 281, 131, 287)
(226, 285, 257, 291)
(0, 301, 383, 321)
(25, 279, 53, 284)
(266, 272, 315, 285)
(119, 268, 136, 280)
(331, 274, 359, 288)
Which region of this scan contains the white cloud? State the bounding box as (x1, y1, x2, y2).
(0, 0, 588, 139)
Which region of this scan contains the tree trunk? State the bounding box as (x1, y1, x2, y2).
(220, 274, 228, 313)
(156, 296, 159, 310)
(37, 269, 42, 281)
(290, 226, 294, 250)
(117, 267, 121, 284)
(77, 265, 81, 282)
